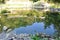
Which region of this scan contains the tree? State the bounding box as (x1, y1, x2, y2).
(0, 0, 5, 4)
(44, 12, 60, 38)
(30, 0, 40, 2)
(48, 0, 60, 3)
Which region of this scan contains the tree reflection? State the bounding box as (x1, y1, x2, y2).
(0, 15, 42, 32)
(0, 10, 60, 39)
(44, 11, 60, 38)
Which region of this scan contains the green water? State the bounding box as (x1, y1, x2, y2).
(0, 10, 60, 40)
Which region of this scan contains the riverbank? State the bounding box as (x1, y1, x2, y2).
(0, 32, 60, 40)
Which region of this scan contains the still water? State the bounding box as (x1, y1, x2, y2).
(13, 22, 56, 36)
(0, 12, 60, 40)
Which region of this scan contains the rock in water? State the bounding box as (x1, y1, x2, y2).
(3, 26, 8, 31)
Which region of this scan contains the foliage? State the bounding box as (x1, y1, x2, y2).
(0, 12, 37, 30)
(30, 0, 40, 2)
(48, 0, 60, 3)
(31, 35, 40, 40)
(0, 9, 60, 38)
(0, 0, 5, 4)
(44, 12, 60, 37)
(1, 10, 10, 14)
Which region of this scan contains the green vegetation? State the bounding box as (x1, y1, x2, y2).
(0, 10, 43, 32)
(0, 9, 60, 30)
(1, 9, 10, 14)
(0, 17, 42, 32)
(0, 0, 60, 39)
(30, 0, 40, 2)
(31, 35, 40, 40)
(48, 0, 60, 3)
(44, 12, 60, 29)
(0, 10, 44, 17)
(44, 12, 60, 39)
(0, 0, 5, 4)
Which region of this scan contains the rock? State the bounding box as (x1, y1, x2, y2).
(0, 32, 6, 39)
(49, 38, 55, 40)
(3, 26, 8, 31)
(41, 34, 45, 38)
(9, 38, 13, 40)
(7, 29, 12, 33)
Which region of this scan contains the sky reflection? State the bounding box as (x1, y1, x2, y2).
(13, 22, 56, 36)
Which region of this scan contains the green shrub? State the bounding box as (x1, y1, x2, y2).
(1, 10, 8, 14)
(1, 10, 11, 14)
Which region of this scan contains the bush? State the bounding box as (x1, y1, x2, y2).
(1, 10, 11, 14)
(1, 10, 8, 14)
